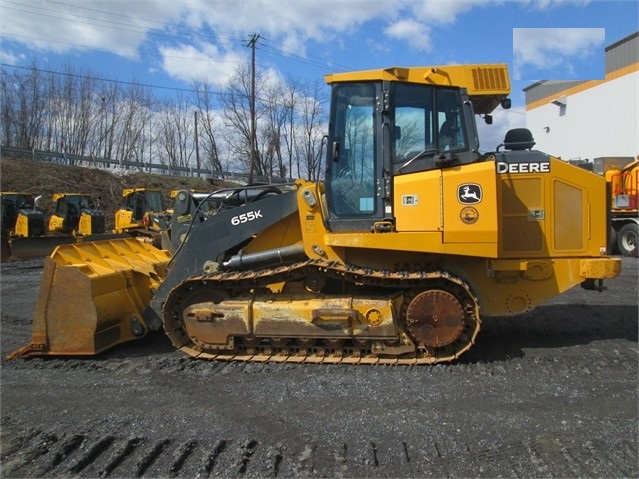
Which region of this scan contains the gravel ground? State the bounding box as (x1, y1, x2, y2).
(1, 257, 637, 478)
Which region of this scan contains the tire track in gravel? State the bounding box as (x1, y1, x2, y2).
(2, 257, 636, 478)
(2, 428, 637, 478)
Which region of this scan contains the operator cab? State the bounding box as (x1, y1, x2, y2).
(325, 78, 480, 232)
(1, 194, 35, 231)
(125, 190, 164, 222)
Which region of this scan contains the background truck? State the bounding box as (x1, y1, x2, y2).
(9, 63, 621, 364)
(593, 156, 638, 257)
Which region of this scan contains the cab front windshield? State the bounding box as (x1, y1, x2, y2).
(144, 191, 164, 212)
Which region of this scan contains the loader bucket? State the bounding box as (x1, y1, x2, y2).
(7, 238, 171, 359)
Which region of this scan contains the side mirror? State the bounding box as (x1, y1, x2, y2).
(501, 98, 512, 110)
(484, 114, 493, 125)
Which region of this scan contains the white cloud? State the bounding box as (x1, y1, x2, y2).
(0, 1, 465, 63)
(0, 0, 179, 59)
(411, 0, 486, 24)
(158, 43, 244, 86)
(0, 50, 24, 65)
(477, 107, 527, 153)
(1, 1, 607, 86)
(178, 0, 400, 57)
(384, 20, 432, 51)
(521, 0, 592, 11)
(513, 27, 605, 79)
(0, 0, 404, 80)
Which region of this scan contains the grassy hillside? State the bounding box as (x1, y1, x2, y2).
(1, 157, 230, 230)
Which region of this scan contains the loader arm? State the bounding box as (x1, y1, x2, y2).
(148, 186, 301, 330)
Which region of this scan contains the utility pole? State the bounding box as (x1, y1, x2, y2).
(246, 33, 260, 185)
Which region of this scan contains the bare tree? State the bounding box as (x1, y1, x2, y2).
(259, 80, 290, 178)
(41, 62, 98, 160)
(218, 62, 265, 176)
(193, 79, 223, 173)
(294, 79, 328, 180)
(281, 77, 299, 179)
(1, 60, 329, 181)
(0, 68, 19, 146)
(98, 82, 124, 162)
(157, 95, 194, 170)
(0, 61, 49, 150)
(111, 83, 154, 166)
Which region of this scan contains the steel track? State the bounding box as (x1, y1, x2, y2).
(163, 260, 481, 365)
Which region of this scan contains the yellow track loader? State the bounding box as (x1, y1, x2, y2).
(9, 64, 621, 364)
(3, 193, 125, 261)
(1, 192, 47, 261)
(114, 188, 172, 247)
(48, 193, 105, 236)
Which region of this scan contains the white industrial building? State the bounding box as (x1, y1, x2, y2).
(523, 31, 639, 162)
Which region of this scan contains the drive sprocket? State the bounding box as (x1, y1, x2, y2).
(402, 278, 480, 358)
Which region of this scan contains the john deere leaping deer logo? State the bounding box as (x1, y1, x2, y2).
(457, 183, 482, 204)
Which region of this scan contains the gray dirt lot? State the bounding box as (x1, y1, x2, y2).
(0, 257, 637, 478)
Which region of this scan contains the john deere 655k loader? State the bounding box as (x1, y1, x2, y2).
(9, 64, 621, 364)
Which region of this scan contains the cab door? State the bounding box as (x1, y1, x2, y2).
(325, 82, 386, 232)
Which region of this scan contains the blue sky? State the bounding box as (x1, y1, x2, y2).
(1, 0, 638, 150)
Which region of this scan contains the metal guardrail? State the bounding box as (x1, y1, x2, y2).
(0, 145, 289, 185)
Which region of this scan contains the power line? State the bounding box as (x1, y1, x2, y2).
(1, 4, 244, 54)
(1, 63, 203, 94)
(2, 1, 350, 76)
(0, 62, 329, 111)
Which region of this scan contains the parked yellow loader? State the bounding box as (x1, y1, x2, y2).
(2, 192, 122, 261)
(113, 188, 171, 248)
(9, 64, 621, 364)
(1, 192, 47, 260)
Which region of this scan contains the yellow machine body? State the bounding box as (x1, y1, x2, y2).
(113, 188, 165, 233)
(48, 193, 104, 236)
(10, 63, 622, 363)
(1, 192, 52, 261)
(1, 192, 126, 261)
(15, 214, 32, 237)
(1, 192, 42, 237)
(292, 156, 618, 318)
(113, 188, 170, 249)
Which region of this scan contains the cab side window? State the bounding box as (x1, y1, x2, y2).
(393, 83, 434, 162)
(436, 89, 467, 151)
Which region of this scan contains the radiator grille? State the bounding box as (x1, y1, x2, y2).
(471, 66, 508, 91)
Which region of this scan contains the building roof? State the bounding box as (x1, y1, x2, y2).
(523, 31, 639, 109)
